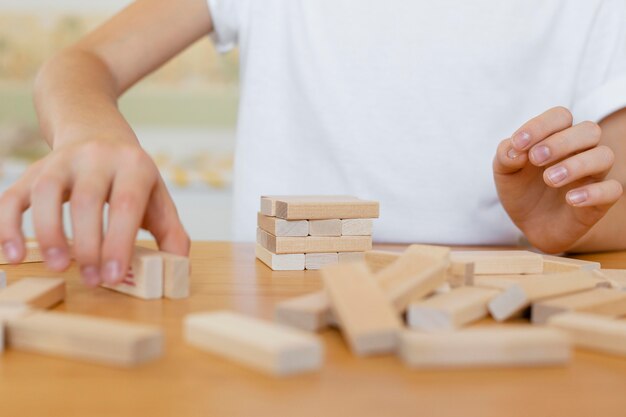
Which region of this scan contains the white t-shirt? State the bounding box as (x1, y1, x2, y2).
(207, 0, 626, 244)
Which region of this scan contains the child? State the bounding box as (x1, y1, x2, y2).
(0, 0, 625, 287)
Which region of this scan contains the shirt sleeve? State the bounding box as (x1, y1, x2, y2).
(571, 0, 626, 123)
(206, 0, 242, 53)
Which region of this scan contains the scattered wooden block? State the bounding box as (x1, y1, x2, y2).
(447, 261, 474, 288)
(322, 262, 402, 356)
(0, 241, 43, 265)
(593, 269, 626, 290)
(0, 270, 5, 289)
(257, 228, 371, 254)
(134, 246, 190, 299)
(184, 311, 323, 376)
(375, 245, 449, 312)
(0, 278, 65, 309)
(257, 212, 308, 237)
(399, 327, 570, 368)
(0, 302, 32, 351)
(305, 253, 338, 270)
(255, 244, 305, 271)
(488, 271, 603, 321)
(542, 254, 600, 273)
(6, 311, 164, 366)
(308, 219, 342, 237)
(341, 219, 373, 236)
(273, 196, 379, 220)
(470, 274, 535, 290)
(407, 286, 500, 331)
(338, 252, 365, 263)
(274, 291, 332, 332)
(364, 250, 400, 273)
(531, 288, 626, 324)
(102, 249, 163, 300)
(450, 250, 543, 275)
(548, 312, 626, 357)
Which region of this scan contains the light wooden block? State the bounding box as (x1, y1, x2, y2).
(184, 311, 323, 376)
(257, 212, 308, 237)
(0, 278, 65, 309)
(488, 271, 603, 321)
(548, 312, 626, 357)
(257, 228, 371, 254)
(6, 311, 163, 366)
(399, 327, 570, 368)
(470, 274, 536, 290)
(338, 252, 365, 263)
(134, 246, 190, 299)
(407, 286, 500, 331)
(341, 219, 373, 236)
(0, 270, 5, 289)
(364, 250, 400, 273)
(375, 245, 449, 312)
(322, 262, 402, 356)
(542, 254, 600, 273)
(102, 248, 163, 299)
(308, 219, 342, 237)
(255, 244, 305, 271)
(447, 261, 474, 288)
(260, 195, 360, 217)
(0, 241, 43, 265)
(273, 196, 379, 220)
(274, 291, 332, 332)
(305, 253, 338, 270)
(594, 269, 626, 290)
(531, 288, 626, 324)
(450, 250, 543, 275)
(0, 302, 32, 351)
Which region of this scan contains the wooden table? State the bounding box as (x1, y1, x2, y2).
(1, 242, 626, 417)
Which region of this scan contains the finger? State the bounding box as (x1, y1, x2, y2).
(0, 178, 32, 263)
(70, 173, 111, 287)
(100, 168, 155, 285)
(145, 178, 190, 256)
(511, 106, 573, 151)
(493, 137, 530, 175)
(566, 179, 623, 208)
(543, 145, 615, 188)
(30, 169, 72, 271)
(528, 121, 602, 167)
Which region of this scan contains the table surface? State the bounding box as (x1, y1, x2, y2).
(1, 242, 626, 417)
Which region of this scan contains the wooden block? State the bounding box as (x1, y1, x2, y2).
(531, 288, 626, 324)
(257, 212, 308, 237)
(375, 245, 449, 312)
(341, 219, 373, 236)
(0, 241, 43, 265)
(0, 278, 65, 309)
(322, 262, 402, 356)
(255, 244, 305, 271)
(364, 250, 400, 273)
(305, 253, 338, 270)
(0, 270, 5, 289)
(399, 327, 570, 368)
(338, 252, 365, 263)
(470, 274, 536, 290)
(548, 312, 626, 357)
(184, 311, 323, 376)
(257, 228, 371, 254)
(102, 248, 163, 299)
(450, 250, 543, 275)
(133, 246, 190, 299)
(260, 195, 360, 217)
(488, 271, 603, 321)
(542, 254, 600, 273)
(407, 286, 501, 331)
(308, 219, 342, 236)
(6, 311, 163, 366)
(447, 261, 474, 288)
(273, 196, 379, 220)
(274, 291, 332, 332)
(594, 269, 626, 290)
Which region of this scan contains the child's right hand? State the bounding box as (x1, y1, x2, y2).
(0, 132, 190, 287)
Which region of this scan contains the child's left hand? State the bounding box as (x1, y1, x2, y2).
(493, 106, 623, 253)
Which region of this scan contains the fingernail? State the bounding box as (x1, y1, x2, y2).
(547, 166, 568, 185)
(45, 247, 68, 270)
(103, 260, 121, 284)
(2, 241, 20, 262)
(81, 266, 100, 287)
(512, 131, 531, 150)
(567, 190, 588, 205)
(531, 145, 551, 165)
(507, 147, 523, 159)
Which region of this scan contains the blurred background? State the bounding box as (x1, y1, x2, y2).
(0, 0, 238, 240)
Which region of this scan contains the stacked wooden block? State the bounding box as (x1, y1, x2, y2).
(255, 195, 379, 270)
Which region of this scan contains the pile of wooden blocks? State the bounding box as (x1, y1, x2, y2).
(0, 244, 190, 366)
(255, 195, 379, 270)
(185, 245, 626, 376)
